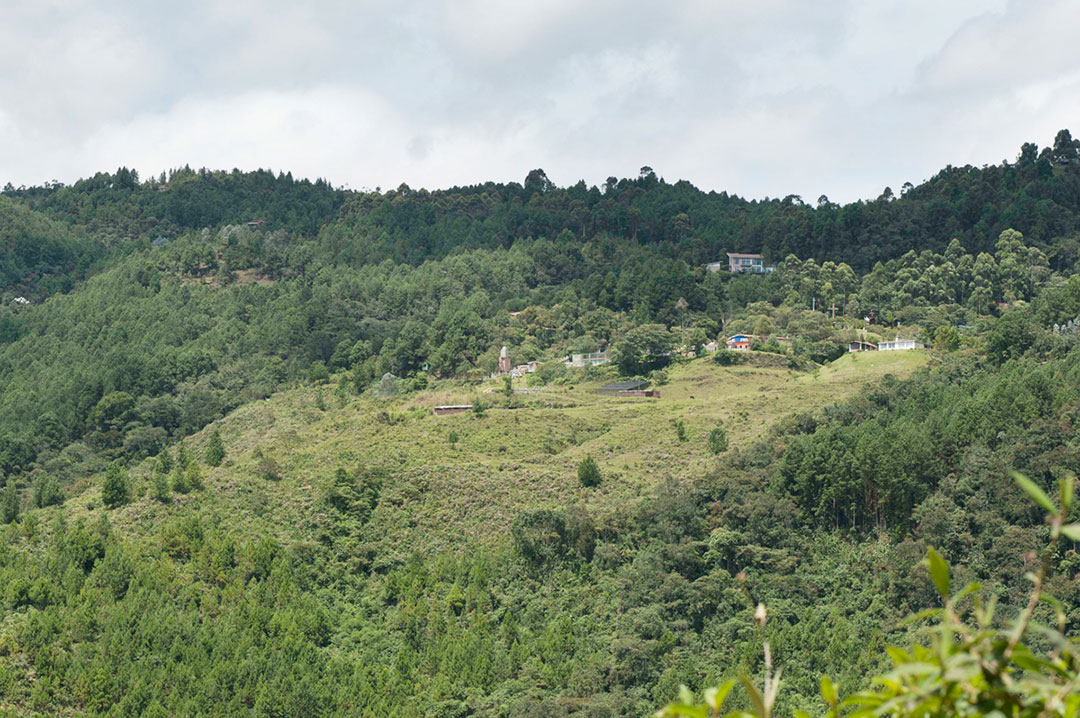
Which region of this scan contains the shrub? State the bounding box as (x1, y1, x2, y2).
(675, 419, 687, 443)
(152, 468, 171, 503)
(1, 480, 18, 523)
(185, 463, 204, 491)
(577, 455, 601, 487)
(171, 466, 190, 494)
(707, 426, 728, 454)
(101, 463, 130, 509)
(31, 473, 64, 508)
(511, 507, 595, 566)
(257, 455, 281, 481)
(713, 350, 741, 366)
(205, 429, 225, 467)
(308, 362, 330, 384)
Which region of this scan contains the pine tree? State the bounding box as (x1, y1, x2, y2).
(171, 465, 190, 494)
(205, 429, 225, 467)
(186, 462, 204, 491)
(101, 463, 130, 509)
(577, 455, 601, 487)
(177, 444, 193, 471)
(1, 479, 19, 523)
(152, 465, 171, 503)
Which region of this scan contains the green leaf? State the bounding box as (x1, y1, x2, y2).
(820, 676, 838, 707)
(951, 581, 982, 604)
(739, 673, 767, 718)
(705, 680, 736, 711)
(1061, 524, 1080, 541)
(1061, 473, 1074, 514)
(1011, 471, 1057, 515)
(926, 547, 950, 598)
(884, 646, 911, 664)
(656, 705, 708, 718)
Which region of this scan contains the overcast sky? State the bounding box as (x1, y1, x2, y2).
(2, 0, 1079, 202)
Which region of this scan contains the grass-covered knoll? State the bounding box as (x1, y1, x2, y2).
(88, 351, 927, 555)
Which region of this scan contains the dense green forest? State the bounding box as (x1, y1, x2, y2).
(2, 132, 1080, 715)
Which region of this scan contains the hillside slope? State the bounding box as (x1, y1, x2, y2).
(0, 352, 929, 716)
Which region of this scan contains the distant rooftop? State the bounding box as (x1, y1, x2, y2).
(598, 380, 648, 392)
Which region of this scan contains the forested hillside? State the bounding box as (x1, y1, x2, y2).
(2, 132, 1080, 715)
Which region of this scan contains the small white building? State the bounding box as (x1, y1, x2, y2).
(878, 338, 924, 351)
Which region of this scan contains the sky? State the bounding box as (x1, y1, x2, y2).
(2, 0, 1079, 202)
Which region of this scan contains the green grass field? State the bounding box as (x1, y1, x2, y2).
(65, 350, 928, 557)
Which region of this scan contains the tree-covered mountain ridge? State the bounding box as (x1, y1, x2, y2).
(4, 128, 1080, 290)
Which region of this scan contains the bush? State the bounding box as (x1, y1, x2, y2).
(171, 466, 190, 494)
(152, 468, 171, 503)
(257, 455, 281, 481)
(511, 507, 596, 566)
(205, 429, 225, 467)
(577, 455, 601, 487)
(185, 463, 204, 491)
(674, 419, 687, 443)
(1, 480, 18, 523)
(308, 362, 330, 384)
(31, 473, 64, 508)
(713, 350, 741, 366)
(101, 463, 130, 509)
(707, 426, 728, 454)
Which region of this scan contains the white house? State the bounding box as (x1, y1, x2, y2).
(878, 339, 924, 351)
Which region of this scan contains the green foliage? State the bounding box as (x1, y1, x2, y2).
(933, 324, 960, 351)
(675, 419, 688, 443)
(658, 474, 1080, 718)
(1, 479, 18, 523)
(615, 323, 675, 375)
(511, 507, 595, 566)
(714, 350, 741, 366)
(2, 139, 1080, 714)
(31, 473, 64, 508)
(101, 463, 130, 509)
(707, 425, 729, 455)
(577, 454, 601, 487)
(256, 454, 281, 481)
(152, 466, 171, 503)
(185, 462, 204, 491)
(204, 429, 225, 467)
(170, 464, 190, 494)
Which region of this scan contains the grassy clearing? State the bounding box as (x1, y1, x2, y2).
(64, 350, 929, 555)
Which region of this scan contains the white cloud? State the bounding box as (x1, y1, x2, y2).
(0, 0, 1078, 202)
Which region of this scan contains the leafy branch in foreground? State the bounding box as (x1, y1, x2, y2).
(657, 472, 1080, 718)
